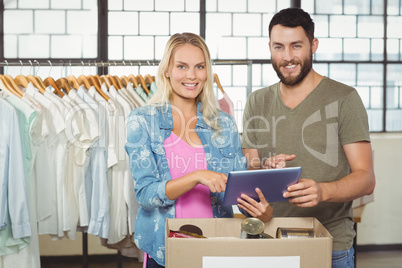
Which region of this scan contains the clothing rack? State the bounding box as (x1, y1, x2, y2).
(0, 59, 251, 67)
(1, 58, 252, 268)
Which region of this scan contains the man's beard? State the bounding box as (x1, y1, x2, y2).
(272, 54, 313, 86)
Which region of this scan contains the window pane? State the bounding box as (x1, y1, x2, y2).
(51, 35, 81, 58)
(4, 11, 33, 34)
(386, 110, 402, 131)
(387, 0, 400, 15)
(140, 12, 169, 35)
(301, 0, 315, 13)
(124, 36, 154, 60)
(171, 13, 199, 34)
(67, 11, 97, 34)
(316, 0, 343, 14)
(155, 36, 171, 60)
(371, 39, 384, 61)
(248, 0, 277, 13)
(314, 63, 329, 77)
(124, 0, 153, 11)
(248, 37, 269, 59)
(216, 37, 247, 59)
(314, 38, 343, 61)
(372, 0, 384, 15)
(36, 11, 65, 34)
(330, 16, 356, 37)
(4, 35, 17, 58)
(4, 1, 97, 59)
(358, 16, 383, 38)
(277, 0, 291, 10)
(370, 86, 384, 109)
(387, 86, 399, 109)
(313, 15, 329, 38)
(387, 64, 402, 87)
(357, 64, 383, 87)
(387, 39, 400, 61)
(155, 0, 184, 11)
(344, 0, 370, 14)
(108, 0, 122, 11)
(344, 39, 370, 61)
(109, 36, 123, 60)
(52, 0, 81, 9)
(218, 0, 247, 12)
(388, 17, 402, 38)
(109, 12, 139, 35)
(368, 110, 383, 131)
(356, 86, 370, 108)
(329, 64, 356, 86)
(262, 64, 279, 86)
(20, 35, 50, 58)
(233, 14, 261, 36)
(386, 64, 402, 131)
(233, 65, 248, 86)
(186, 0, 200, 11)
(20, 0, 48, 8)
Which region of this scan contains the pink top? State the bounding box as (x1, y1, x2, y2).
(164, 131, 213, 218)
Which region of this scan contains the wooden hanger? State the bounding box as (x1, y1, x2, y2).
(94, 74, 102, 85)
(106, 74, 120, 89)
(26, 74, 46, 94)
(120, 75, 130, 88)
(35, 76, 48, 91)
(0, 75, 16, 97)
(44, 77, 65, 97)
(0, 75, 23, 98)
(14, 74, 29, 88)
(144, 74, 154, 86)
(128, 74, 139, 88)
(77, 74, 92, 90)
(214, 73, 225, 94)
(87, 75, 109, 101)
(56, 78, 71, 93)
(136, 74, 150, 94)
(113, 75, 124, 89)
(66, 75, 79, 90)
(87, 75, 100, 90)
(100, 75, 112, 89)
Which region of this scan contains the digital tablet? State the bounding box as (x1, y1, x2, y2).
(223, 167, 302, 205)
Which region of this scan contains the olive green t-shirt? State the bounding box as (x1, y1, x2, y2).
(241, 77, 370, 251)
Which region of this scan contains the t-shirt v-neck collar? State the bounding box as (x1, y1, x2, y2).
(276, 77, 327, 112)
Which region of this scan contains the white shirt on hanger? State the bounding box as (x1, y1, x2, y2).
(25, 83, 65, 237)
(43, 86, 70, 238)
(77, 86, 110, 239)
(64, 88, 99, 239)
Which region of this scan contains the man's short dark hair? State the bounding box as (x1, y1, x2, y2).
(269, 8, 315, 43)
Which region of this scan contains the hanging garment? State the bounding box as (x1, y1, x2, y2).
(1, 92, 42, 268)
(218, 92, 235, 118)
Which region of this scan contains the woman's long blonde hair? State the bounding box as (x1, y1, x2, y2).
(149, 32, 219, 130)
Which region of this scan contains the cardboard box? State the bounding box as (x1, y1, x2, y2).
(165, 217, 332, 268)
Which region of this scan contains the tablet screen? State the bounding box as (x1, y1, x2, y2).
(223, 167, 302, 205)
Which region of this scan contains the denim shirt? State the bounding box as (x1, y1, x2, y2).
(125, 101, 247, 266)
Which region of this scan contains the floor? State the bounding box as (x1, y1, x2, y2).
(40, 250, 402, 268)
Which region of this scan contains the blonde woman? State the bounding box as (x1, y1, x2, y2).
(125, 33, 272, 268)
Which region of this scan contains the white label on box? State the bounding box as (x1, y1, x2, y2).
(202, 256, 300, 268)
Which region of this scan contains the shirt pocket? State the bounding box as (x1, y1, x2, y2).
(211, 145, 236, 173)
(150, 142, 169, 174)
